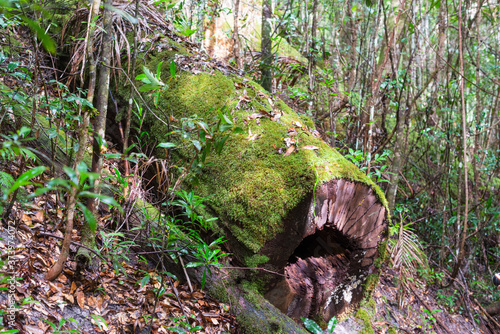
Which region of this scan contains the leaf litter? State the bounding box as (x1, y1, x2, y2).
(0, 158, 236, 333)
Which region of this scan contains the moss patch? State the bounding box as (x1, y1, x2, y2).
(355, 299, 377, 334)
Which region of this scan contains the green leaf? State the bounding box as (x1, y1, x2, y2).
(157, 142, 176, 148)
(77, 191, 120, 208)
(223, 114, 233, 125)
(139, 274, 150, 288)
(327, 317, 337, 333)
(219, 123, 232, 132)
(185, 262, 204, 268)
(170, 60, 176, 78)
(232, 126, 245, 134)
(103, 3, 138, 24)
(20, 16, 56, 54)
(78, 202, 97, 233)
(301, 317, 323, 334)
(192, 140, 201, 152)
(8, 166, 46, 195)
(135, 73, 149, 83)
(89, 314, 108, 331)
(7, 61, 18, 71)
(156, 61, 163, 79)
(139, 83, 161, 92)
(142, 66, 163, 87)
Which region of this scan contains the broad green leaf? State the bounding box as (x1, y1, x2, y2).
(8, 166, 46, 195)
(192, 140, 201, 151)
(78, 202, 97, 233)
(142, 66, 163, 87)
(232, 126, 245, 134)
(139, 274, 150, 288)
(157, 142, 176, 148)
(77, 191, 120, 208)
(20, 16, 56, 54)
(301, 317, 323, 334)
(185, 262, 204, 268)
(327, 317, 337, 333)
(170, 60, 176, 78)
(103, 3, 138, 24)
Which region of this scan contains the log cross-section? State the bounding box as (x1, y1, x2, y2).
(264, 179, 388, 322)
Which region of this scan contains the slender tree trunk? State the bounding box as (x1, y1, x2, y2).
(473, 7, 481, 235)
(232, 0, 242, 69)
(45, 0, 102, 281)
(307, 0, 317, 116)
(82, 1, 113, 259)
(122, 0, 140, 198)
(450, 0, 469, 280)
(261, 0, 272, 92)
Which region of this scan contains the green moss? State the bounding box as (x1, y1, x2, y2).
(134, 198, 160, 221)
(363, 274, 380, 299)
(355, 299, 376, 334)
(244, 254, 270, 268)
(387, 328, 398, 334)
(142, 60, 390, 254)
(374, 239, 389, 268)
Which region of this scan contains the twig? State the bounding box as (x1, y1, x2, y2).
(36, 232, 104, 260)
(472, 297, 500, 330)
(219, 266, 285, 277)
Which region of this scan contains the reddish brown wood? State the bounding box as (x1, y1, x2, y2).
(263, 179, 388, 322)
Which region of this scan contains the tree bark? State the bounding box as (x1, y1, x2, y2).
(450, 0, 469, 280)
(45, 0, 102, 281)
(232, 0, 242, 69)
(261, 0, 272, 92)
(82, 1, 113, 260)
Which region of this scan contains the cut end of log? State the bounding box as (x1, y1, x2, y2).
(264, 179, 388, 322)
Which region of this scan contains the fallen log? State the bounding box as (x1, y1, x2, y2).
(115, 33, 390, 328)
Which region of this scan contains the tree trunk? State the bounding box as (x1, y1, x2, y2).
(450, 0, 469, 280)
(81, 1, 113, 261)
(261, 0, 272, 92)
(232, 0, 242, 69)
(45, 0, 102, 281)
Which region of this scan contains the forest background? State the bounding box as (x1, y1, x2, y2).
(0, 0, 499, 333)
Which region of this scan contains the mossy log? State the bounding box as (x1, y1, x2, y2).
(117, 35, 390, 326)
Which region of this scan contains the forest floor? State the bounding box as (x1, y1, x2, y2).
(0, 169, 490, 334)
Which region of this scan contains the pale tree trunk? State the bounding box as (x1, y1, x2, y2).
(232, 0, 242, 69)
(473, 7, 481, 234)
(261, 0, 272, 92)
(450, 0, 469, 280)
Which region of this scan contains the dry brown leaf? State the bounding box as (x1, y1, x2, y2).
(24, 325, 45, 334)
(246, 128, 261, 141)
(69, 282, 76, 294)
(284, 137, 296, 147)
(22, 213, 32, 225)
(292, 121, 302, 128)
(76, 289, 85, 309)
(33, 211, 44, 223)
(239, 94, 251, 102)
(63, 293, 74, 304)
(283, 145, 296, 157)
(57, 274, 68, 284)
